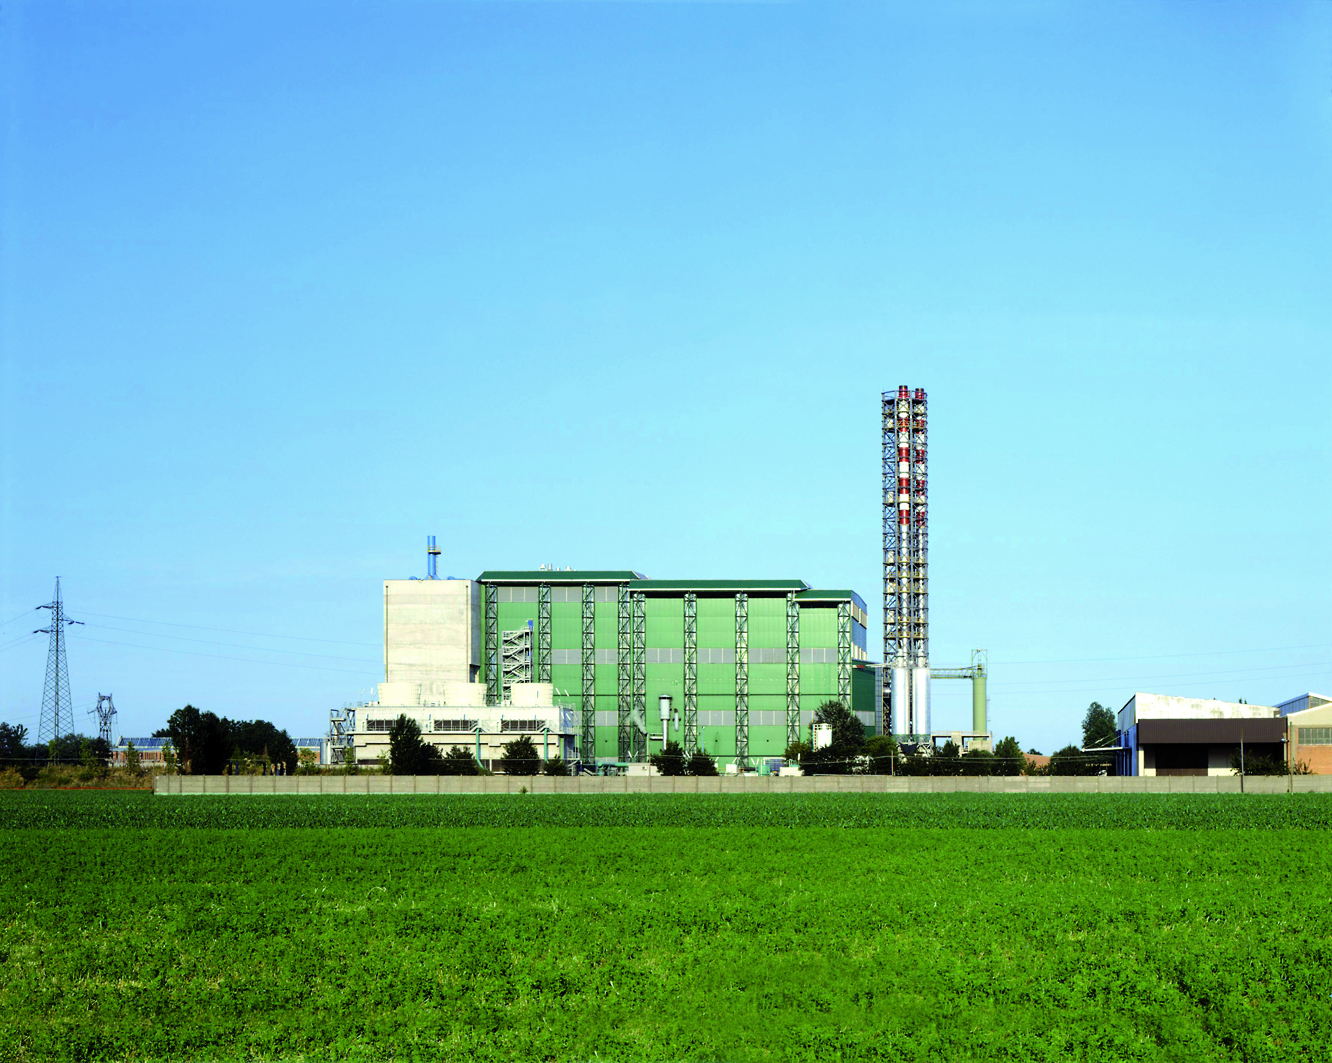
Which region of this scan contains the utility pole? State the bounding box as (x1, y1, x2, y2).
(35, 578, 83, 745)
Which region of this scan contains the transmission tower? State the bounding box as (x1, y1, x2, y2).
(91, 694, 117, 745)
(34, 578, 83, 744)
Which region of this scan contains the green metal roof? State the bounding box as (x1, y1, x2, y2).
(628, 579, 809, 593)
(477, 570, 644, 582)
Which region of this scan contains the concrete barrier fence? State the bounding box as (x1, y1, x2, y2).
(154, 774, 1332, 795)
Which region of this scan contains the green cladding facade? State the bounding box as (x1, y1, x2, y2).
(479, 572, 874, 768)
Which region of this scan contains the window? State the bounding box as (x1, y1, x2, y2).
(495, 587, 538, 603)
(749, 648, 784, 664)
(434, 720, 476, 732)
(502, 719, 544, 732)
(697, 648, 735, 664)
(365, 719, 394, 732)
(1299, 727, 1332, 745)
(646, 648, 684, 664)
(800, 648, 837, 664)
(596, 648, 617, 665)
(595, 586, 619, 602)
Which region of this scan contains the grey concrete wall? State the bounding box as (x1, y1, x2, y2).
(154, 773, 1332, 795)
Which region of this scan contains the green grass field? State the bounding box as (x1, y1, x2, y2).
(2, 792, 1330, 1062)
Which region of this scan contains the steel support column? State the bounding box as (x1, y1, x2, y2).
(631, 592, 646, 761)
(537, 583, 551, 683)
(786, 592, 800, 750)
(735, 593, 748, 768)
(581, 584, 596, 768)
(837, 601, 851, 710)
(484, 584, 499, 706)
(683, 592, 698, 754)
(617, 584, 632, 762)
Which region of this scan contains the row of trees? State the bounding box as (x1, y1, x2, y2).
(0, 723, 113, 768)
(156, 705, 300, 774)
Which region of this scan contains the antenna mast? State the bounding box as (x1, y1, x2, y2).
(34, 578, 84, 744)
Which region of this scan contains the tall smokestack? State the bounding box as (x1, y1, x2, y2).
(882, 387, 929, 736)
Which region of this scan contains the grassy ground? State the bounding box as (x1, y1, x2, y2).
(2, 793, 1330, 1061)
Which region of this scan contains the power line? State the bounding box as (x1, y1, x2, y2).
(80, 621, 379, 665)
(67, 632, 380, 676)
(994, 642, 1332, 667)
(75, 610, 377, 648)
(991, 660, 1332, 691)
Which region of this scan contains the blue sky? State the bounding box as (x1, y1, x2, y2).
(2, 0, 1329, 751)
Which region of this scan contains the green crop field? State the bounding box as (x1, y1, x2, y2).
(2, 793, 1330, 1062)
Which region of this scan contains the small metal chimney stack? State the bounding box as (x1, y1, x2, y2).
(426, 535, 440, 580)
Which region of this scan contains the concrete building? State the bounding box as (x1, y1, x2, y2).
(336, 567, 874, 771)
(1115, 693, 1284, 776)
(1279, 693, 1332, 774)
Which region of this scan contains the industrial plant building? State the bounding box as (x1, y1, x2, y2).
(1114, 692, 1332, 777)
(333, 555, 875, 771)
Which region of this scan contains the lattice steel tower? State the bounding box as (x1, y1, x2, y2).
(35, 578, 83, 743)
(883, 387, 930, 737)
(91, 694, 118, 745)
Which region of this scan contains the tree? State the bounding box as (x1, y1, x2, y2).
(932, 740, 962, 777)
(297, 748, 318, 774)
(0, 723, 29, 762)
(162, 741, 177, 775)
(803, 701, 865, 774)
(1079, 703, 1119, 774)
(1081, 703, 1118, 750)
(959, 749, 995, 776)
(1049, 744, 1096, 776)
(649, 741, 688, 777)
(687, 750, 718, 776)
(500, 736, 540, 776)
(225, 718, 299, 774)
(863, 734, 898, 775)
(441, 746, 481, 776)
(388, 715, 445, 775)
(542, 755, 568, 777)
(992, 736, 1024, 777)
(124, 740, 142, 775)
(165, 706, 230, 775)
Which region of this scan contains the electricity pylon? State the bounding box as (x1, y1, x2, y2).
(91, 694, 117, 745)
(35, 578, 83, 744)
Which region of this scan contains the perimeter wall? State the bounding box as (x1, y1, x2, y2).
(155, 774, 1332, 795)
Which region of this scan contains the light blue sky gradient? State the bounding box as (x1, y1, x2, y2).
(3, 1, 1329, 750)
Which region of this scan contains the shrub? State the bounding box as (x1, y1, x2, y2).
(441, 747, 481, 776)
(543, 756, 568, 777)
(687, 750, 718, 777)
(649, 742, 688, 777)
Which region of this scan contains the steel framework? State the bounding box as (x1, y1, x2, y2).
(537, 583, 551, 683)
(328, 706, 356, 763)
(683, 592, 698, 753)
(837, 601, 851, 709)
(786, 592, 800, 749)
(883, 386, 929, 736)
(35, 578, 82, 743)
(580, 584, 596, 767)
(617, 584, 632, 761)
(631, 592, 647, 761)
(734, 593, 749, 767)
(91, 693, 117, 746)
(484, 584, 499, 705)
